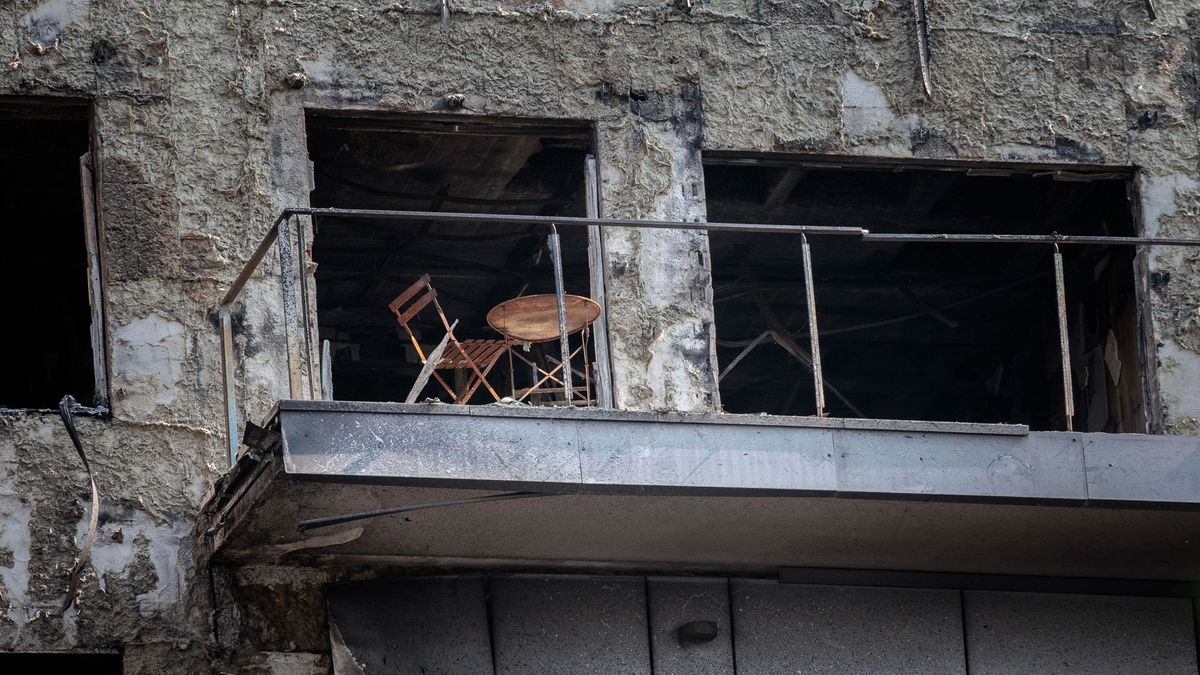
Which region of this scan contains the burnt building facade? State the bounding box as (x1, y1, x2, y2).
(2, 0, 1200, 672)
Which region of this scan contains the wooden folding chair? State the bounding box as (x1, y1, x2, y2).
(389, 274, 508, 404)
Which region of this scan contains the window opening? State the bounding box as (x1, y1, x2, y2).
(306, 113, 601, 406)
(704, 157, 1144, 432)
(0, 99, 99, 409)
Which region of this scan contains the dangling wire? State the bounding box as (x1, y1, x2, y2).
(57, 395, 99, 611)
(912, 0, 933, 97)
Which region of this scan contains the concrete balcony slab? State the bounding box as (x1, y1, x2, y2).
(200, 401, 1200, 580)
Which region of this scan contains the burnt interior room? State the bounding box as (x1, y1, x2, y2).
(704, 157, 1145, 432)
(306, 113, 594, 404)
(0, 100, 96, 409)
(0, 652, 122, 673)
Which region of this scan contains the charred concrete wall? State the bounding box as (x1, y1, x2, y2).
(0, 0, 1197, 672)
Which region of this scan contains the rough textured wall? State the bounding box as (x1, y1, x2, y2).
(0, 0, 1195, 671)
(0, 0, 281, 670)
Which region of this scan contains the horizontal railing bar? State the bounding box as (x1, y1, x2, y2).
(284, 207, 1200, 247)
(281, 207, 870, 236)
(212, 205, 1200, 467)
(862, 232, 1200, 246)
(219, 208, 1200, 312)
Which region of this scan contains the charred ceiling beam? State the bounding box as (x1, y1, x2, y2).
(345, 186, 449, 309)
(314, 168, 574, 208)
(486, 160, 586, 310)
(740, 251, 864, 417)
(896, 282, 960, 329)
(715, 270, 1051, 348)
(762, 167, 808, 213)
(901, 174, 953, 213)
(307, 116, 592, 139)
(319, 268, 514, 282)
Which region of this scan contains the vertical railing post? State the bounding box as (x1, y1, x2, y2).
(219, 307, 238, 465)
(278, 215, 305, 399)
(584, 156, 614, 408)
(321, 339, 333, 401)
(801, 234, 827, 417)
(549, 224, 573, 405)
(296, 214, 319, 398)
(1053, 244, 1075, 431)
(216, 213, 286, 465)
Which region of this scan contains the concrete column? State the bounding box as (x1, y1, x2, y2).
(596, 87, 721, 412)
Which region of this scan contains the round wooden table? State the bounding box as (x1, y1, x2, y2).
(486, 294, 601, 343)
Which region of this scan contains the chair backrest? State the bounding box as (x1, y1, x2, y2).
(388, 273, 436, 333)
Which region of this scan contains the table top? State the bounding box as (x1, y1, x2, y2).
(487, 294, 601, 343)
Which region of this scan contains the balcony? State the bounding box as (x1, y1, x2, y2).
(202, 399, 1200, 579)
(201, 200, 1200, 581)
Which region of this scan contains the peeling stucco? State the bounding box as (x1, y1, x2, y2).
(112, 313, 186, 408)
(0, 0, 1195, 671)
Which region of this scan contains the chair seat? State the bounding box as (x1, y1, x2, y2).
(436, 339, 509, 370)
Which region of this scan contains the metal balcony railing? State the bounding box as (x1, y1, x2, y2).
(216, 207, 1200, 466)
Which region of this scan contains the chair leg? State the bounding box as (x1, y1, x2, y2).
(447, 337, 503, 402)
(431, 371, 458, 403)
(459, 349, 507, 403)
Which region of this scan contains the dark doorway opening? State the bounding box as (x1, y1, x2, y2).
(705, 156, 1145, 432)
(0, 652, 122, 673)
(306, 113, 596, 404)
(0, 99, 97, 409)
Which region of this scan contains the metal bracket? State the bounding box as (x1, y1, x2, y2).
(242, 420, 283, 455)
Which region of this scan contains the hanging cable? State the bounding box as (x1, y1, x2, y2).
(912, 0, 933, 96)
(57, 395, 99, 611)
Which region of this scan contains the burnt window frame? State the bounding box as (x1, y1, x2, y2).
(300, 110, 614, 408)
(0, 96, 109, 413)
(0, 651, 122, 672)
(701, 152, 1157, 433)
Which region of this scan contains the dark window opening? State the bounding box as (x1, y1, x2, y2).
(306, 113, 599, 405)
(0, 100, 98, 409)
(705, 157, 1145, 432)
(0, 652, 121, 673)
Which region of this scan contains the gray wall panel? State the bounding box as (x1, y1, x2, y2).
(730, 580, 966, 674)
(647, 578, 734, 674)
(490, 575, 651, 674)
(326, 576, 492, 675)
(964, 591, 1198, 675)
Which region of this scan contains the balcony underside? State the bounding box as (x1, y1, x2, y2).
(201, 401, 1200, 580)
